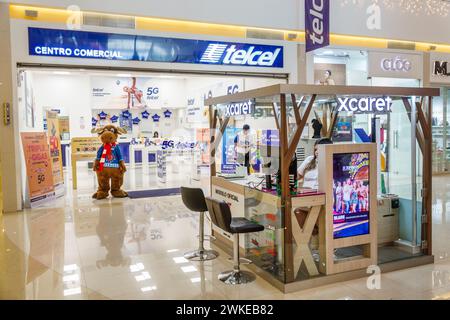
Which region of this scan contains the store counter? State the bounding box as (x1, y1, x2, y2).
(211, 175, 326, 283)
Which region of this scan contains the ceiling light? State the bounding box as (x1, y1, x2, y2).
(63, 274, 80, 282)
(190, 277, 201, 283)
(167, 249, 179, 253)
(64, 264, 78, 272)
(63, 287, 81, 296)
(173, 257, 189, 264)
(129, 263, 145, 272)
(116, 73, 132, 78)
(141, 286, 157, 292)
(181, 266, 197, 273)
(135, 272, 151, 282)
(53, 71, 70, 75)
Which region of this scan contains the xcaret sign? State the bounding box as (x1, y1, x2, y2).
(305, 0, 330, 53)
(338, 97, 393, 114)
(222, 100, 254, 117)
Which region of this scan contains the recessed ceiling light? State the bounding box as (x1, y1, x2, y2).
(181, 266, 197, 273)
(116, 73, 132, 77)
(64, 264, 78, 272)
(141, 286, 157, 292)
(135, 272, 151, 282)
(63, 287, 81, 296)
(173, 257, 189, 264)
(53, 71, 70, 75)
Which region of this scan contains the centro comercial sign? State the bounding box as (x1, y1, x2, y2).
(28, 27, 284, 68)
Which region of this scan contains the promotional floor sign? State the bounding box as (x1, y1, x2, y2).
(21, 132, 55, 207)
(46, 111, 65, 196)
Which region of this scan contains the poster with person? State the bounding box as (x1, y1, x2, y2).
(20, 132, 55, 207)
(332, 152, 370, 239)
(46, 111, 65, 196)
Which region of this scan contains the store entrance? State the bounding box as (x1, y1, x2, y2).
(16, 67, 287, 206)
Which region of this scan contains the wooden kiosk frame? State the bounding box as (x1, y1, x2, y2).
(205, 84, 439, 292)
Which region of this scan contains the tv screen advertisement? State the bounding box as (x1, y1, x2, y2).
(332, 152, 370, 239)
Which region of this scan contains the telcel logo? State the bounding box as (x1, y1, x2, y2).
(381, 57, 412, 72)
(308, 0, 326, 46)
(224, 100, 254, 117)
(200, 44, 281, 67)
(338, 97, 393, 114)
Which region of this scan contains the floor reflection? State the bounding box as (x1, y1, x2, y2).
(0, 174, 449, 300)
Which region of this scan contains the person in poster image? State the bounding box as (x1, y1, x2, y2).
(123, 77, 143, 109)
(342, 179, 353, 214)
(358, 182, 369, 211)
(350, 181, 359, 213)
(335, 181, 343, 214)
(320, 70, 335, 86)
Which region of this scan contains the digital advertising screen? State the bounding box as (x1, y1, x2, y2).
(332, 152, 370, 239)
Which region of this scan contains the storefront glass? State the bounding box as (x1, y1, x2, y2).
(432, 88, 450, 174)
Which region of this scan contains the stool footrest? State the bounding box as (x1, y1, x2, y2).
(218, 270, 256, 285)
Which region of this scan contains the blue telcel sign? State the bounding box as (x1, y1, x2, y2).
(28, 27, 284, 68)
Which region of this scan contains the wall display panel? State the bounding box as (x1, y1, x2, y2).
(332, 152, 370, 239)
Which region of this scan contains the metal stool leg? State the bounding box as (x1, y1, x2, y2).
(218, 233, 256, 284)
(184, 212, 219, 261)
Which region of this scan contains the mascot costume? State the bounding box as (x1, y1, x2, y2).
(92, 125, 128, 200)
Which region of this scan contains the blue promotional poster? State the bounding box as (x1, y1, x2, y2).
(332, 152, 370, 239)
(221, 127, 239, 174)
(28, 27, 283, 68)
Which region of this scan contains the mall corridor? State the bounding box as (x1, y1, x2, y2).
(0, 175, 449, 300)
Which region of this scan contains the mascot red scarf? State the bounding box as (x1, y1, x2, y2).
(98, 142, 116, 172)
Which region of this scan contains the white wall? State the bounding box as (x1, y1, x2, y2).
(31, 73, 92, 137)
(4, 0, 450, 44)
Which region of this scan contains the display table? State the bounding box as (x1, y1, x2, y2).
(129, 144, 147, 169)
(71, 137, 102, 190)
(211, 176, 326, 283)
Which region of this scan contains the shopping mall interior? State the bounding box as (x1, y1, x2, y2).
(1, 1, 450, 302)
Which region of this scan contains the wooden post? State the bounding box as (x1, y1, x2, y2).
(280, 94, 295, 282)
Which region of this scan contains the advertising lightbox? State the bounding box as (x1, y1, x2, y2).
(332, 152, 370, 239)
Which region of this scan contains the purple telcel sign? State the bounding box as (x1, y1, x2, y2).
(305, 0, 330, 53)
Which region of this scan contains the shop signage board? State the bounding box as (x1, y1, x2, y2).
(430, 53, 450, 84)
(337, 96, 392, 114)
(20, 132, 55, 208)
(46, 111, 65, 196)
(28, 27, 284, 68)
(368, 52, 423, 79)
(219, 99, 255, 117)
(305, 0, 330, 52)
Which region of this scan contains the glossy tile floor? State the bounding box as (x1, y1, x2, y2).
(1, 167, 450, 300)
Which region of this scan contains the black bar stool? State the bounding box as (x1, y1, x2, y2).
(180, 187, 219, 261)
(205, 197, 264, 285)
